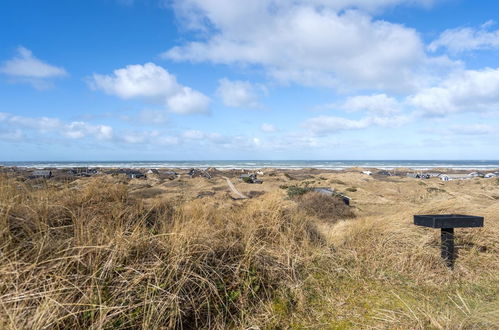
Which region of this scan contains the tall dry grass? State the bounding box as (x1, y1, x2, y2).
(0, 176, 322, 328)
(1, 175, 498, 329)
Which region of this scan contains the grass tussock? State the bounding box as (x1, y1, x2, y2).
(1, 174, 498, 329)
(0, 177, 321, 329)
(296, 191, 355, 221)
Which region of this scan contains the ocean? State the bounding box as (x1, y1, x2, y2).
(1, 160, 499, 170)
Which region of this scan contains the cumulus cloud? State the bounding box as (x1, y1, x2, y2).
(260, 123, 277, 133)
(0, 47, 67, 89)
(216, 78, 263, 108)
(303, 114, 412, 135)
(63, 122, 114, 140)
(341, 94, 401, 115)
(163, 1, 448, 91)
(0, 113, 113, 141)
(137, 109, 169, 125)
(408, 68, 499, 116)
(90, 63, 210, 114)
(440, 124, 496, 135)
(429, 21, 499, 53)
(0, 128, 25, 142)
(181, 129, 228, 144)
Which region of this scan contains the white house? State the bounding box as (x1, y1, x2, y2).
(439, 174, 472, 181)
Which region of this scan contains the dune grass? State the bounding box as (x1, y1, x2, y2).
(0, 175, 498, 329)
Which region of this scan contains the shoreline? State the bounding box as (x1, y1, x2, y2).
(1, 165, 499, 172)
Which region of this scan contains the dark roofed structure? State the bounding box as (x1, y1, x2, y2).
(30, 170, 52, 179)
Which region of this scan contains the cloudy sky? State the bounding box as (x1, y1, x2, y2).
(1, 0, 498, 161)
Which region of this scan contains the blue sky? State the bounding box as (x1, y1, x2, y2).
(1, 0, 498, 161)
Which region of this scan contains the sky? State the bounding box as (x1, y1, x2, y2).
(1, 0, 498, 161)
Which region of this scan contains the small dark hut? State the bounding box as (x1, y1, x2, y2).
(240, 173, 262, 184)
(30, 170, 52, 179)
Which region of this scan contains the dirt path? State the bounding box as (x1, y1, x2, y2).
(222, 176, 248, 199)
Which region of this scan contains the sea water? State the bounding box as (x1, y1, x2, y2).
(1, 160, 498, 170)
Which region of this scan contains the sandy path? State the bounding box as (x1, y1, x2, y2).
(222, 176, 248, 199)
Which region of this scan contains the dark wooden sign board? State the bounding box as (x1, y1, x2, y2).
(414, 214, 484, 268)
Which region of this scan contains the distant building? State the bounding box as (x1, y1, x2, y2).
(439, 174, 471, 181)
(111, 169, 145, 179)
(484, 173, 498, 178)
(240, 173, 262, 184)
(30, 170, 52, 179)
(312, 187, 350, 205)
(376, 170, 392, 176)
(126, 170, 145, 179)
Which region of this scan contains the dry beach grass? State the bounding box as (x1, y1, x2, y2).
(0, 170, 498, 328)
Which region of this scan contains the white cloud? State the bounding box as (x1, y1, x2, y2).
(63, 122, 113, 140)
(445, 124, 495, 135)
(164, 1, 446, 91)
(260, 123, 277, 133)
(181, 129, 228, 144)
(429, 21, 499, 53)
(216, 78, 263, 108)
(138, 109, 169, 125)
(0, 128, 25, 142)
(182, 129, 205, 139)
(341, 94, 400, 115)
(0, 47, 67, 89)
(90, 63, 210, 114)
(0, 47, 67, 78)
(303, 114, 411, 135)
(8, 115, 62, 132)
(303, 116, 370, 134)
(0, 113, 113, 141)
(408, 68, 499, 116)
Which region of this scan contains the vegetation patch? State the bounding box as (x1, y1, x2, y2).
(0, 177, 321, 329)
(284, 185, 313, 198)
(426, 187, 446, 193)
(295, 191, 355, 221)
(345, 187, 357, 192)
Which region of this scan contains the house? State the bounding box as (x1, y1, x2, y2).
(68, 167, 98, 177)
(484, 173, 498, 178)
(146, 169, 159, 175)
(376, 170, 392, 176)
(440, 174, 450, 181)
(312, 187, 350, 205)
(188, 168, 212, 179)
(312, 187, 334, 196)
(469, 172, 485, 178)
(126, 170, 145, 179)
(362, 171, 372, 175)
(240, 173, 262, 184)
(439, 174, 472, 181)
(111, 169, 145, 179)
(407, 173, 421, 179)
(30, 170, 52, 179)
(158, 171, 177, 180)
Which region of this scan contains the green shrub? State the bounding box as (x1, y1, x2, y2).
(286, 186, 313, 198)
